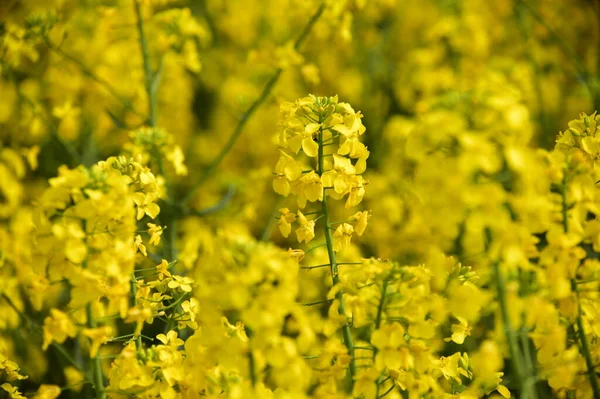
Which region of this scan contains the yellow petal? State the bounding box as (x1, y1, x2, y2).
(302, 137, 319, 157)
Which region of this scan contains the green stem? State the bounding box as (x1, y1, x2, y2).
(130, 276, 143, 349)
(574, 286, 600, 399)
(317, 127, 356, 389)
(248, 350, 257, 387)
(561, 172, 569, 233)
(302, 298, 334, 307)
(183, 3, 326, 204)
(134, 0, 179, 265)
(134, 0, 157, 127)
(82, 219, 105, 399)
(520, 325, 537, 399)
(492, 258, 526, 390)
(301, 262, 362, 270)
(261, 197, 282, 241)
(373, 279, 389, 398)
(86, 303, 106, 399)
(487, 227, 526, 392)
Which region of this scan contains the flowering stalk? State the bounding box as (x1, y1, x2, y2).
(273, 95, 370, 392)
(317, 125, 357, 384)
(561, 173, 600, 399)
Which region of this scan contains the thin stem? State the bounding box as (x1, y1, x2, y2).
(183, 3, 326, 204)
(261, 196, 283, 241)
(302, 298, 334, 307)
(318, 126, 356, 389)
(305, 243, 326, 254)
(301, 262, 362, 270)
(82, 219, 105, 399)
(561, 171, 569, 233)
(520, 325, 538, 399)
(129, 277, 143, 349)
(575, 286, 600, 399)
(187, 185, 236, 217)
(134, 0, 157, 127)
(373, 279, 389, 398)
(493, 258, 526, 389)
(248, 351, 257, 386)
(378, 384, 395, 398)
(86, 303, 106, 399)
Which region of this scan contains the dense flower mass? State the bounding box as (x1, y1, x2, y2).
(2, 0, 600, 398)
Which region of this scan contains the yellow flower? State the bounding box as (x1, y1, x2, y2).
(147, 223, 163, 246)
(63, 367, 84, 392)
(273, 151, 303, 197)
(33, 385, 61, 399)
(295, 211, 316, 244)
(221, 317, 249, 341)
(350, 210, 370, 236)
(278, 208, 297, 237)
(333, 223, 354, 252)
(445, 317, 471, 344)
(0, 353, 27, 382)
(156, 259, 172, 278)
(345, 175, 366, 208)
(134, 235, 147, 256)
(322, 154, 356, 195)
(180, 298, 200, 330)
(1, 383, 26, 399)
(132, 192, 160, 220)
(371, 322, 407, 370)
(438, 353, 465, 383)
(288, 248, 305, 261)
(156, 330, 184, 348)
(165, 146, 188, 176)
(167, 275, 194, 292)
(497, 384, 511, 398)
(297, 171, 323, 207)
(83, 326, 114, 358)
(42, 309, 77, 350)
(124, 306, 153, 336)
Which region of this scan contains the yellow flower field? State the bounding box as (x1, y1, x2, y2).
(1, 0, 600, 398)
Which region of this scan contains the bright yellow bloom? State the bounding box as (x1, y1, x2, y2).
(1, 383, 26, 399)
(167, 275, 194, 292)
(42, 309, 77, 350)
(0, 353, 27, 382)
(83, 326, 114, 358)
(157, 330, 184, 348)
(295, 211, 316, 244)
(350, 210, 370, 236)
(147, 223, 164, 246)
(333, 223, 354, 252)
(273, 151, 303, 197)
(278, 208, 296, 237)
(32, 385, 61, 399)
(134, 234, 147, 256)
